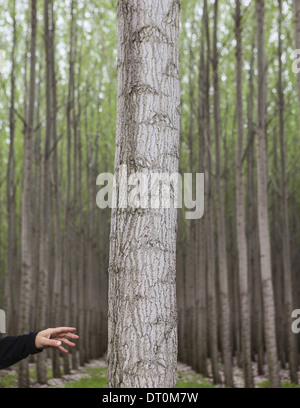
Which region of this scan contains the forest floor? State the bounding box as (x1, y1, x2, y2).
(0, 355, 299, 388)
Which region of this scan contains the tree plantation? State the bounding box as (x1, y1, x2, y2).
(0, 0, 299, 389)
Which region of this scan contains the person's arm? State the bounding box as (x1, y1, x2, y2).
(0, 327, 78, 370)
(0, 332, 42, 370)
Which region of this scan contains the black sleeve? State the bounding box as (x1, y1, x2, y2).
(0, 332, 43, 370)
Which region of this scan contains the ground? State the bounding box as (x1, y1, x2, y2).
(0, 356, 299, 388)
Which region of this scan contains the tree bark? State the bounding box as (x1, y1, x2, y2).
(203, 0, 220, 384)
(234, 0, 254, 388)
(212, 0, 233, 387)
(256, 0, 281, 388)
(196, 23, 207, 377)
(63, 0, 76, 374)
(294, 0, 300, 118)
(246, 42, 264, 375)
(5, 0, 17, 336)
(278, 0, 298, 383)
(37, 0, 53, 384)
(108, 0, 180, 388)
(19, 0, 37, 388)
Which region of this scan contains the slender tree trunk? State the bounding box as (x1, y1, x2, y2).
(19, 0, 37, 388)
(212, 0, 233, 387)
(278, 0, 298, 383)
(294, 0, 300, 117)
(46, 0, 62, 378)
(204, 0, 220, 384)
(234, 0, 254, 388)
(271, 127, 286, 369)
(245, 44, 264, 374)
(108, 0, 180, 388)
(185, 55, 195, 369)
(196, 24, 208, 377)
(37, 0, 53, 384)
(63, 0, 76, 374)
(256, 0, 281, 388)
(5, 0, 17, 335)
(176, 130, 186, 364)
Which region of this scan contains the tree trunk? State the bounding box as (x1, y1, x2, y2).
(245, 42, 264, 375)
(63, 0, 76, 374)
(278, 0, 298, 383)
(234, 0, 254, 388)
(107, 0, 180, 388)
(204, 0, 220, 384)
(255, 0, 281, 388)
(196, 24, 207, 377)
(294, 0, 300, 118)
(19, 0, 37, 388)
(185, 54, 196, 369)
(212, 0, 233, 387)
(46, 0, 62, 379)
(5, 0, 17, 336)
(37, 0, 54, 384)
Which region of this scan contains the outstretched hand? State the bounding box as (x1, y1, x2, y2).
(35, 327, 79, 354)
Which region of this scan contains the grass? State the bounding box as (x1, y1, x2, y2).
(0, 363, 53, 388)
(64, 376, 108, 388)
(62, 367, 218, 388)
(258, 379, 300, 388)
(177, 380, 217, 388)
(0, 373, 18, 388)
(176, 370, 218, 388)
(0, 365, 224, 388)
(64, 366, 107, 388)
(64, 378, 218, 388)
(29, 365, 53, 380)
(1, 363, 298, 388)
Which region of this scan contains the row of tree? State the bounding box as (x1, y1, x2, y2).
(0, 0, 113, 387)
(0, 0, 299, 388)
(177, 0, 300, 388)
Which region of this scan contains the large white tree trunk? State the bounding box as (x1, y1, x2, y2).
(107, 0, 180, 388)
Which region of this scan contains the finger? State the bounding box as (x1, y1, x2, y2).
(57, 333, 79, 340)
(42, 338, 64, 349)
(50, 327, 77, 337)
(57, 345, 69, 354)
(60, 338, 77, 348)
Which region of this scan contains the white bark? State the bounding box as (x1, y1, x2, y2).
(107, 0, 180, 388)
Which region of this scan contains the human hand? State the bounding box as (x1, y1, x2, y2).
(35, 327, 79, 354)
